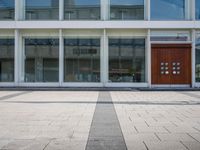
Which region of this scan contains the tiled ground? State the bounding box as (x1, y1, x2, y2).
(0, 91, 200, 150)
(111, 91, 200, 150)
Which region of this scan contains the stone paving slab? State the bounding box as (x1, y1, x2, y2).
(0, 91, 200, 150)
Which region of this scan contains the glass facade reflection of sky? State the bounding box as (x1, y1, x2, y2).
(0, 0, 14, 20)
(151, 0, 185, 20)
(196, 35, 200, 82)
(110, 0, 144, 20)
(0, 39, 14, 82)
(26, 0, 59, 20)
(64, 0, 100, 20)
(196, 0, 200, 20)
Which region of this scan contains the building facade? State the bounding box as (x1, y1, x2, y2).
(0, 0, 200, 88)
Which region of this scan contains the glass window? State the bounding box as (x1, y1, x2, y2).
(110, 0, 144, 20)
(64, 38, 100, 82)
(24, 38, 59, 82)
(151, 0, 185, 20)
(196, 0, 200, 20)
(109, 38, 145, 82)
(25, 0, 59, 20)
(0, 39, 14, 82)
(64, 0, 100, 20)
(0, 0, 14, 20)
(196, 34, 200, 82)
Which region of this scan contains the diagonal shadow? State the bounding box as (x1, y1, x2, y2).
(0, 91, 32, 101)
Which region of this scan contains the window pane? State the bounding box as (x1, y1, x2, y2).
(64, 39, 100, 82)
(26, 0, 59, 20)
(109, 38, 145, 82)
(196, 0, 200, 20)
(0, 39, 14, 82)
(25, 39, 59, 82)
(0, 0, 14, 20)
(151, 0, 185, 20)
(196, 35, 200, 82)
(110, 0, 144, 20)
(64, 0, 100, 20)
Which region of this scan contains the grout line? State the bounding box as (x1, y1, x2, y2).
(154, 133, 162, 141)
(180, 141, 190, 150)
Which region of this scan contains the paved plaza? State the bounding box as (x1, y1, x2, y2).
(0, 90, 200, 150)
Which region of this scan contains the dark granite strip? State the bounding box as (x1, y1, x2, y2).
(3, 100, 200, 105)
(86, 92, 127, 150)
(0, 91, 32, 101)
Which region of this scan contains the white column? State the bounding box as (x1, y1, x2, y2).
(101, 29, 108, 86)
(101, 0, 109, 20)
(14, 30, 19, 85)
(147, 0, 151, 21)
(59, 29, 64, 86)
(191, 0, 196, 20)
(191, 29, 196, 87)
(185, 0, 191, 20)
(16, 0, 25, 20)
(147, 29, 151, 87)
(59, 0, 64, 20)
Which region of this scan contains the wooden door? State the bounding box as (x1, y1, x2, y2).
(151, 44, 191, 85)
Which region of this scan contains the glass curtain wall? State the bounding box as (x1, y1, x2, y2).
(196, 0, 200, 20)
(196, 34, 200, 82)
(0, 39, 14, 82)
(25, 0, 59, 20)
(24, 38, 59, 82)
(0, 0, 14, 20)
(109, 38, 145, 82)
(64, 38, 100, 82)
(64, 0, 100, 20)
(151, 0, 186, 20)
(110, 0, 144, 20)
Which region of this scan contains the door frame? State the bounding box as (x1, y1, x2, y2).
(151, 43, 192, 87)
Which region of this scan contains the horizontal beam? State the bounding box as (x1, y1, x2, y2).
(0, 21, 199, 29)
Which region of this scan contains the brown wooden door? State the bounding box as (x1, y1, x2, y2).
(151, 44, 191, 85)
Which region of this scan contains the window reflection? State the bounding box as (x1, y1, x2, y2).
(0, 0, 14, 20)
(64, 39, 100, 82)
(25, 0, 59, 20)
(0, 39, 14, 82)
(25, 39, 59, 82)
(64, 0, 100, 20)
(196, 0, 200, 20)
(151, 0, 185, 20)
(109, 38, 145, 82)
(196, 35, 200, 82)
(110, 0, 144, 20)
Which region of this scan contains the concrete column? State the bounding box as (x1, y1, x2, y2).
(101, 0, 109, 20)
(59, 29, 64, 86)
(14, 30, 19, 85)
(59, 0, 64, 20)
(101, 29, 108, 86)
(147, 29, 151, 87)
(191, 29, 196, 87)
(147, 0, 151, 21)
